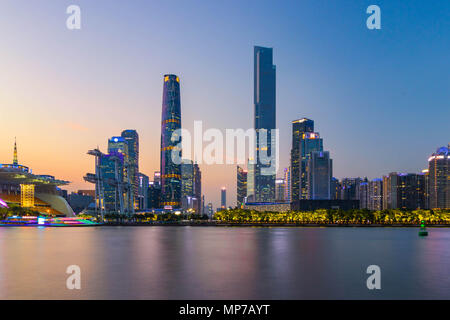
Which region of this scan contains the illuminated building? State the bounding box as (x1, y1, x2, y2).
(341, 178, 362, 200)
(307, 151, 332, 200)
(330, 177, 341, 200)
(284, 167, 291, 202)
(247, 158, 255, 202)
(428, 146, 449, 209)
(153, 171, 161, 187)
(138, 173, 149, 210)
(0, 139, 73, 216)
(121, 130, 139, 208)
(253, 46, 276, 202)
(85, 148, 134, 216)
(382, 172, 426, 210)
(368, 178, 383, 211)
(275, 178, 285, 201)
(357, 179, 369, 209)
(291, 118, 324, 200)
(181, 159, 194, 198)
(221, 187, 226, 209)
(161, 74, 182, 208)
(193, 163, 202, 214)
(147, 181, 161, 209)
(237, 166, 247, 206)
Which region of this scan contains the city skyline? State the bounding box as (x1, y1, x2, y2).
(1, 1, 449, 207)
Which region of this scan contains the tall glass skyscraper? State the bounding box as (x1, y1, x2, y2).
(290, 118, 323, 201)
(253, 46, 276, 202)
(160, 74, 182, 208)
(121, 130, 139, 208)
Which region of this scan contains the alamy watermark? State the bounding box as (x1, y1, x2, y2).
(168, 121, 279, 176)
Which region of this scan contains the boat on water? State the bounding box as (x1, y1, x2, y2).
(0, 216, 102, 227)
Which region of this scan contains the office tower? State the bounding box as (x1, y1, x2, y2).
(121, 130, 139, 208)
(275, 178, 286, 202)
(341, 178, 362, 200)
(247, 158, 255, 202)
(330, 177, 341, 200)
(138, 173, 149, 210)
(382, 173, 426, 210)
(358, 179, 369, 209)
(253, 46, 276, 202)
(307, 151, 332, 200)
(428, 146, 449, 209)
(99, 152, 124, 212)
(161, 74, 182, 208)
(291, 118, 323, 201)
(147, 181, 161, 209)
(221, 187, 226, 209)
(153, 171, 161, 187)
(181, 159, 194, 198)
(284, 167, 291, 202)
(193, 163, 202, 214)
(237, 166, 248, 206)
(368, 178, 383, 211)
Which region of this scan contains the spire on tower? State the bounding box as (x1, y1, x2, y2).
(13, 137, 18, 165)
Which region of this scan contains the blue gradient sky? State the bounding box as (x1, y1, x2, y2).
(0, 1, 449, 208)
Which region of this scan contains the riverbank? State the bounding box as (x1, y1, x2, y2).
(102, 222, 450, 228)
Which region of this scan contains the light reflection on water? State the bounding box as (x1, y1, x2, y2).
(0, 226, 448, 299)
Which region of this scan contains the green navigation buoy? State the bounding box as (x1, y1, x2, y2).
(419, 220, 428, 237)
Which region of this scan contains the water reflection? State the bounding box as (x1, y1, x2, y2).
(0, 226, 448, 299)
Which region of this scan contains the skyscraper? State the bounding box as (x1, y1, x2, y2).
(368, 178, 383, 210)
(138, 172, 149, 210)
(160, 74, 182, 208)
(275, 178, 286, 202)
(307, 151, 332, 200)
(121, 130, 139, 208)
(237, 166, 248, 206)
(193, 163, 202, 214)
(253, 46, 276, 202)
(181, 159, 194, 198)
(428, 146, 449, 209)
(290, 118, 323, 201)
(283, 167, 291, 202)
(221, 187, 226, 209)
(382, 173, 426, 210)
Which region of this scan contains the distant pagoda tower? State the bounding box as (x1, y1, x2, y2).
(13, 137, 18, 165)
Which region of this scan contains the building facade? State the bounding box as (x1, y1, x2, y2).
(307, 151, 332, 200)
(160, 74, 182, 208)
(428, 146, 449, 209)
(290, 119, 323, 201)
(253, 46, 276, 202)
(121, 130, 139, 208)
(237, 166, 248, 207)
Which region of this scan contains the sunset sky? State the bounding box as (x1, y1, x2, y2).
(1, 1, 449, 208)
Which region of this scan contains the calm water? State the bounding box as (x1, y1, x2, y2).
(0, 226, 449, 299)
